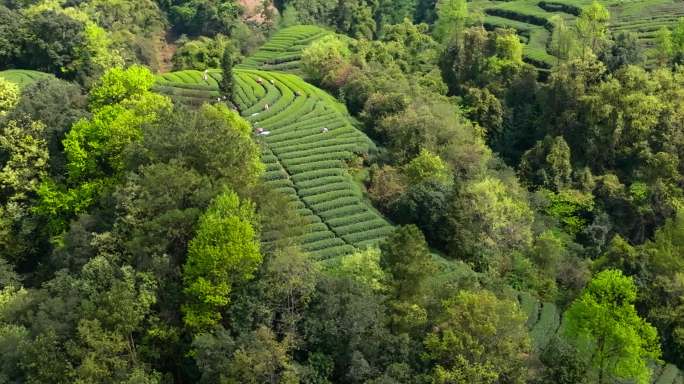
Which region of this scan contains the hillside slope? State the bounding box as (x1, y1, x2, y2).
(0, 69, 53, 88)
(237, 25, 332, 75)
(470, 0, 684, 68)
(155, 68, 393, 259)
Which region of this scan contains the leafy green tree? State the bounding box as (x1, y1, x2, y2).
(182, 189, 262, 331)
(563, 269, 660, 384)
(395, 180, 450, 246)
(462, 87, 504, 138)
(225, 326, 299, 383)
(380, 225, 435, 301)
(327, 247, 386, 293)
(1, 251, 160, 383)
(549, 15, 576, 64)
(636, 213, 684, 366)
(600, 32, 643, 71)
(0, 6, 25, 68)
(259, 246, 319, 335)
(164, 0, 242, 36)
(137, 103, 264, 191)
(538, 337, 589, 384)
(87, 65, 156, 109)
(447, 176, 534, 269)
(423, 290, 530, 384)
(219, 47, 234, 100)
(403, 149, 451, 185)
(301, 35, 350, 83)
(0, 119, 49, 266)
(575, 1, 610, 57)
(7, 78, 87, 178)
(654, 26, 674, 66)
(192, 325, 299, 384)
(380, 19, 440, 73)
(302, 274, 404, 383)
(673, 17, 684, 63)
(22, 10, 88, 76)
(335, 0, 377, 39)
(433, 0, 467, 42)
(368, 165, 408, 214)
(519, 135, 573, 191)
(36, 66, 171, 232)
(378, 0, 417, 26)
(172, 34, 233, 70)
(542, 189, 595, 236)
(494, 29, 523, 64)
(0, 77, 18, 117)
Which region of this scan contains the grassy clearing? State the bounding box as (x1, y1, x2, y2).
(0, 69, 52, 88)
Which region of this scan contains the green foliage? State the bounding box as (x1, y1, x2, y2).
(543, 189, 594, 236)
(564, 269, 661, 384)
(7, 77, 87, 177)
(449, 176, 534, 266)
(0, 119, 49, 265)
(520, 135, 572, 191)
(403, 149, 451, 185)
(0, 78, 18, 117)
(433, 0, 467, 42)
(549, 15, 576, 63)
(301, 35, 350, 83)
(219, 47, 234, 99)
(163, 0, 242, 36)
(326, 247, 386, 292)
(575, 1, 610, 57)
(172, 34, 233, 71)
(88, 65, 156, 109)
(182, 190, 262, 331)
(539, 337, 589, 384)
(494, 29, 523, 64)
(380, 225, 435, 301)
(424, 290, 530, 384)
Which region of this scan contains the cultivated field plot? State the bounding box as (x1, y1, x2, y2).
(470, 0, 684, 68)
(518, 291, 684, 383)
(237, 25, 332, 75)
(154, 68, 393, 260)
(0, 69, 52, 87)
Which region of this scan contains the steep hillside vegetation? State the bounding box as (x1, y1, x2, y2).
(155, 68, 393, 259)
(470, 0, 683, 68)
(237, 25, 332, 75)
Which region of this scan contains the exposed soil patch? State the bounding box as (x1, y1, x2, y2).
(157, 30, 178, 73)
(239, 0, 277, 23)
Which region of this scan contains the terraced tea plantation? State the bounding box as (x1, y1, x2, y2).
(517, 291, 684, 383)
(155, 68, 393, 259)
(237, 25, 332, 76)
(471, 0, 684, 68)
(0, 69, 52, 87)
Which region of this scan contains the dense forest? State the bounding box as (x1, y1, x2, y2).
(1, 0, 684, 383)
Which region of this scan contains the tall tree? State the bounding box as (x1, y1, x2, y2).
(433, 0, 467, 42)
(219, 47, 234, 100)
(182, 189, 262, 332)
(549, 15, 576, 63)
(424, 290, 530, 383)
(379, 225, 434, 301)
(563, 269, 660, 384)
(575, 1, 610, 57)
